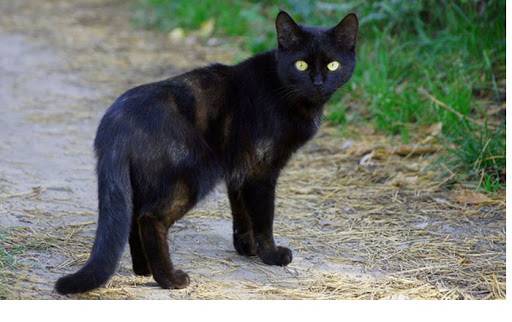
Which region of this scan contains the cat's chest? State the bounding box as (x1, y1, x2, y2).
(253, 138, 275, 164)
(283, 111, 322, 145)
(225, 138, 280, 186)
(224, 108, 321, 186)
(245, 116, 319, 169)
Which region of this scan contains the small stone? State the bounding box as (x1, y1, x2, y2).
(168, 28, 185, 42)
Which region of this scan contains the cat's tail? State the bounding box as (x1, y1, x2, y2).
(55, 153, 132, 294)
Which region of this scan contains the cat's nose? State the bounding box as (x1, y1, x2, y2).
(312, 75, 324, 87)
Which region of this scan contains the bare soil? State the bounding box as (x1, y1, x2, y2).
(0, 0, 505, 300)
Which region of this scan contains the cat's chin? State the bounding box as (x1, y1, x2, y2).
(305, 91, 333, 106)
(285, 88, 332, 104)
(286, 94, 326, 107)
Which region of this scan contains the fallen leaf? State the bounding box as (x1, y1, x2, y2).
(340, 139, 353, 150)
(168, 28, 185, 42)
(420, 123, 443, 144)
(359, 151, 374, 166)
(197, 19, 215, 38)
(453, 190, 492, 205)
(428, 122, 443, 137)
(391, 145, 439, 157)
(387, 173, 418, 187)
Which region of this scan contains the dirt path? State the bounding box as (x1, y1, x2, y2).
(0, 0, 505, 300)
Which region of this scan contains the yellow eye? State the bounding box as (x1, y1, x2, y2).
(295, 60, 308, 71)
(327, 61, 340, 71)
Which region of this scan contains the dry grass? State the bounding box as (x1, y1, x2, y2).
(269, 125, 505, 299)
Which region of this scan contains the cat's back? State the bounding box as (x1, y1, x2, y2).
(167, 63, 233, 131)
(99, 63, 233, 132)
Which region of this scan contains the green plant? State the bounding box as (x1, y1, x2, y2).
(0, 230, 23, 299)
(446, 122, 505, 192)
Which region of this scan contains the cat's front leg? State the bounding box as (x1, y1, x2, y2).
(228, 186, 257, 256)
(240, 174, 293, 266)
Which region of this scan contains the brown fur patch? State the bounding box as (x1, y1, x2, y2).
(223, 114, 233, 143)
(162, 180, 191, 227)
(166, 94, 178, 111)
(185, 71, 228, 134)
(185, 77, 209, 132)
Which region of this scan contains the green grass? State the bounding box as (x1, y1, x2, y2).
(133, 0, 505, 192)
(0, 230, 24, 299)
(446, 122, 506, 192)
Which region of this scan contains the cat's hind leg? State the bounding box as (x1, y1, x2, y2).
(129, 214, 151, 276)
(138, 178, 206, 289)
(139, 213, 190, 289)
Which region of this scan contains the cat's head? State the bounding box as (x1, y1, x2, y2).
(274, 11, 358, 103)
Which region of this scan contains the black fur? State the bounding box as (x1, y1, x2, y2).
(55, 11, 358, 294)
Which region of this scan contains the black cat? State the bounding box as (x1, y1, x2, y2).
(55, 10, 358, 294)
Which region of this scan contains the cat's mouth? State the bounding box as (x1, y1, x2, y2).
(312, 87, 332, 101)
(279, 84, 331, 103)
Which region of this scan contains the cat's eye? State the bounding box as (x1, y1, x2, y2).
(327, 61, 340, 71)
(295, 60, 308, 71)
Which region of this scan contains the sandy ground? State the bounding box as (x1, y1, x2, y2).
(0, 0, 505, 300)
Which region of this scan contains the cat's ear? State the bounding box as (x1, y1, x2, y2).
(332, 13, 359, 51)
(275, 10, 303, 50)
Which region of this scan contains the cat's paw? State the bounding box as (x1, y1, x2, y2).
(258, 246, 293, 266)
(233, 232, 257, 256)
(170, 270, 190, 289)
(153, 270, 190, 289)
